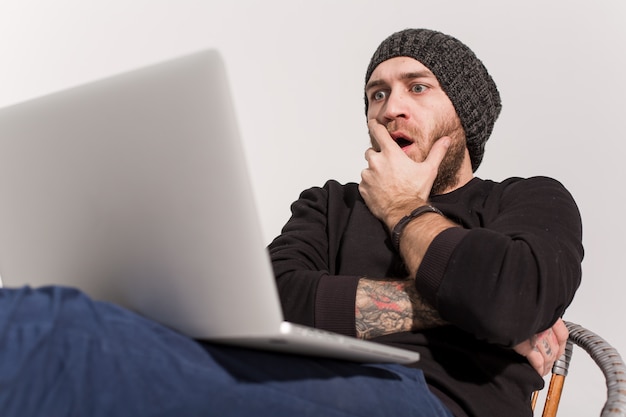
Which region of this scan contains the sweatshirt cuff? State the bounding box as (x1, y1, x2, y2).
(415, 227, 469, 306)
(314, 275, 360, 337)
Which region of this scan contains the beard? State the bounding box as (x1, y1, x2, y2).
(383, 115, 466, 196)
(430, 122, 466, 195)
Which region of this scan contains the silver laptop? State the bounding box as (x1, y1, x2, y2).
(0, 50, 419, 364)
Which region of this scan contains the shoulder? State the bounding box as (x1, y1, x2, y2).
(488, 176, 582, 229)
(459, 176, 575, 200)
(438, 176, 581, 228)
(298, 180, 361, 203)
(469, 175, 569, 192)
(496, 176, 577, 202)
(499, 175, 568, 189)
(323, 179, 360, 194)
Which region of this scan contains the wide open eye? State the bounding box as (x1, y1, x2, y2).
(411, 84, 427, 94)
(372, 90, 387, 101)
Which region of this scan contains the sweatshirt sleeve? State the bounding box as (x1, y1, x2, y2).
(267, 181, 360, 337)
(416, 176, 584, 346)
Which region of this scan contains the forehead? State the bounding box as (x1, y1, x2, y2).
(366, 56, 439, 88)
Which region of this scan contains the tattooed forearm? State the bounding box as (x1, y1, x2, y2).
(355, 278, 447, 339)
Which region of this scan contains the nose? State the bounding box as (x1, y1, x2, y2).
(382, 90, 410, 121)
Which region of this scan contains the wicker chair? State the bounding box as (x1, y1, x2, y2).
(532, 321, 626, 416)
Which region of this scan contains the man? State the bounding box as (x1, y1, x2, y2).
(268, 28, 582, 416)
(0, 29, 581, 417)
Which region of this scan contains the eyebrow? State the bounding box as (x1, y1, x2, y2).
(365, 70, 436, 92)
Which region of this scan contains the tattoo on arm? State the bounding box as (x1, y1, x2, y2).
(355, 278, 447, 339)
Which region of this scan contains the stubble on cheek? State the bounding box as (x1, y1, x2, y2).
(430, 119, 466, 195)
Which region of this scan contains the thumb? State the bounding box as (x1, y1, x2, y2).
(424, 136, 452, 169)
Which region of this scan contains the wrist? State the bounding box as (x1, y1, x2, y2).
(390, 204, 444, 252)
(383, 198, 428, 231)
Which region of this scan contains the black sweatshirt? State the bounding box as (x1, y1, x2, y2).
(268, 176, 583, 417)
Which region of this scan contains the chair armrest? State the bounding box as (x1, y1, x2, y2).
(565, 321, 626, 417)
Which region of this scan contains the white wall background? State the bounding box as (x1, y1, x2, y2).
(1, 1, 624, 415)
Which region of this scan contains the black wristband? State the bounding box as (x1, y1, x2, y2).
(390, 205, 443, 252)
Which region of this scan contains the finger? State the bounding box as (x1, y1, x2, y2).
(364, 147, 385, 173)
(423, 136, 452, 169)
(529, 342, 551, 376)
(540, 332, 556, 359)
(552, 319, 569, 357)
(367, 119, 400, 153)
(358, 178, 367, 197)
(536, 328, 566, 375)
(537, 335, 555, 375)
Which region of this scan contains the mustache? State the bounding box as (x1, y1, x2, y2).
(367, 120, 418, 150)
(390, 118, 465, 145)
(368, 117, 465, 152)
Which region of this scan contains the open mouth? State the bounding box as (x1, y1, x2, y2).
(394, 137, 412, 149)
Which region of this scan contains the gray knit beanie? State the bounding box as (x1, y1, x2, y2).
(364, 29, 502, 172)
